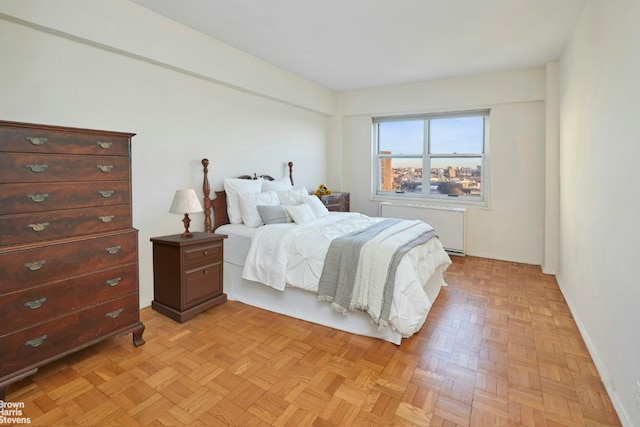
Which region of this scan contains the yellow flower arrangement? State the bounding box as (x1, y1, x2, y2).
(315, 183, 332, 195)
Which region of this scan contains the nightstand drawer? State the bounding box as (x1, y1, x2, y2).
(183, 241, 222, 266)
(184, 261, 222, 308)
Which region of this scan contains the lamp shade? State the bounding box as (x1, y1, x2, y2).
(169, 189, 203, 214)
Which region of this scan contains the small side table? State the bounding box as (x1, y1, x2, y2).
(315, 191, 350, 212)
(150, 232, 227, 322)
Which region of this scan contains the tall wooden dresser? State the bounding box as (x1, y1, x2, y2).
(0, 120, 145, 399)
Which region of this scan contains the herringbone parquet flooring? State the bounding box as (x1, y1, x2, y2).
(5, 257, 621, 426)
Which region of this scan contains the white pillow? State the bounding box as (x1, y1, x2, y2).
(238, 191, 279, 228)
(262, 177, 293, 192)
(285, 203, 316, 225)
(223, 178, 264, 224)
(302, 194, 329, 218)
(277, 186, 308, 205)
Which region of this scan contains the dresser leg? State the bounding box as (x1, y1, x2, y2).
(132, 322, 145, 347)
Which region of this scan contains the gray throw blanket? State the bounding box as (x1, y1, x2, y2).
(318, 218, 438, 328)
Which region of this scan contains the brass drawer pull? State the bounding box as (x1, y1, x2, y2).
(106, 308, 123, 319)
(97, 141, 113, 149)
(105, 277, 122, 287)
(97, 190, 115, 198)
(26, 164, 48, 173)
(24, 260, 46, 271)
(203, 269, 208, 274)
(203, 251, 208, 255)
(25, 297, 47, 309)
(98, 215, 115, 223)
(25, 335, 48, 348)
(28, 193, 49, 203)
(28, 222, 50, 232)
(26, 137, 47, 146)
(105, 245, 121, 254)
(97, 165, 113, 173)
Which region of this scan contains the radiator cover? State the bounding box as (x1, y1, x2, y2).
(379, 202, 466, 256)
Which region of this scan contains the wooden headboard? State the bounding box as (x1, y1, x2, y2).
(201, 159, 294, 232)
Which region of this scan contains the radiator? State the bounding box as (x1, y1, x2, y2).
(379, 202, 466, 256)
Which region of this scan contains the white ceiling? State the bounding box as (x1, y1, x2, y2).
(130, 0, 586, 92)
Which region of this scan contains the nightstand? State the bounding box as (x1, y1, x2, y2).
(315, 192, 350, 212)
(150, 232, 227, 322)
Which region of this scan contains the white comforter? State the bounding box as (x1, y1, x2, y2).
(242, 212, 452, 336)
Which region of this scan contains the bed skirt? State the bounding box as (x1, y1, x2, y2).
(223, 261, 444, 345)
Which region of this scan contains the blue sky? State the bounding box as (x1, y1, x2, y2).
(378, 116, 484, 154)
(378, 116, 484, 169)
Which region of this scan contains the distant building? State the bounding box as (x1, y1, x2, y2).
(380, 151, 394, 191)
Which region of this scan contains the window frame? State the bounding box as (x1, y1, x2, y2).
(372, 109, 490, 207)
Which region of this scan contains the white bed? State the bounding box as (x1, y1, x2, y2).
(201, 159, 452, 344)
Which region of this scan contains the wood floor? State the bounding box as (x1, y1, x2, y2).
(6, 256, 621, 426)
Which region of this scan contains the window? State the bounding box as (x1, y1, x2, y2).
(374, 109, 489, 204)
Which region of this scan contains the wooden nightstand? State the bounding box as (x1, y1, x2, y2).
(150, 232, 227, 322)
(315, 192, 350, 212)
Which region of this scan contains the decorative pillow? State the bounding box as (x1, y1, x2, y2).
(223, 178, 264, 224)
(285, 203, 316, 225)
(302, 194, 329, 218)
(277, 186, 308, 206)
(238, 191, 279, 228)
(257, 205, 292, 225)
(262, 177, 293, 192)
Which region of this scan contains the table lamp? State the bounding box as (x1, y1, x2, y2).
(169, 189, 203, 238)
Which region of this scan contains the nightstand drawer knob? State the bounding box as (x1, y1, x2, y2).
(98, 215, 115, 223)
(25, 297, 47, 309)
(106, 277, 122, 287)
(106, 308, 123, 319)
(203, 270, 208, 274)
(25, 335, 48, 348)
(203, 251, 208, 255)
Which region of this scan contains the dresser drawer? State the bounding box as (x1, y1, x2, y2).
(0, 230, 138, 294)
(0, 263, 138, 335)
(0, 181, 130, 215)
(182, 241, 222, 266)
(77, 294, 140, 343)
(0, 153, 130, 183)
(0, 124, 131, 156)
(183, 261, 223, 308)
(0, 204, 132, 246)
(0, 313, 80, 378)
(0, 293, 139, 378)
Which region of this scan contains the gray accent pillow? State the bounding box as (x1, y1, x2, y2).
(257, 205, 292, 225)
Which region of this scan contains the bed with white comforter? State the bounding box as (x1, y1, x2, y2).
(203, 161, 452, 344)
(225, 212, 451, 343)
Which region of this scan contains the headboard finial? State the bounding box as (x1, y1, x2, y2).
(288, 161, 294, 186)
(202, 158, 212, 233)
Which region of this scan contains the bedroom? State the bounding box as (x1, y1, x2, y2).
(0, 0, 638, 425)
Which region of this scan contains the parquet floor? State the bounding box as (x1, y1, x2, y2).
(6, 257, 621, 426)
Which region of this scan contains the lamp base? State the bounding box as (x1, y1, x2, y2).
(181, 213, 193, 238)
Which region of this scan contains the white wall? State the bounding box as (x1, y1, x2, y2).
(0, 1, 336, 307)
(558, 1, 640, 424)
(339, 69, 547, 265)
